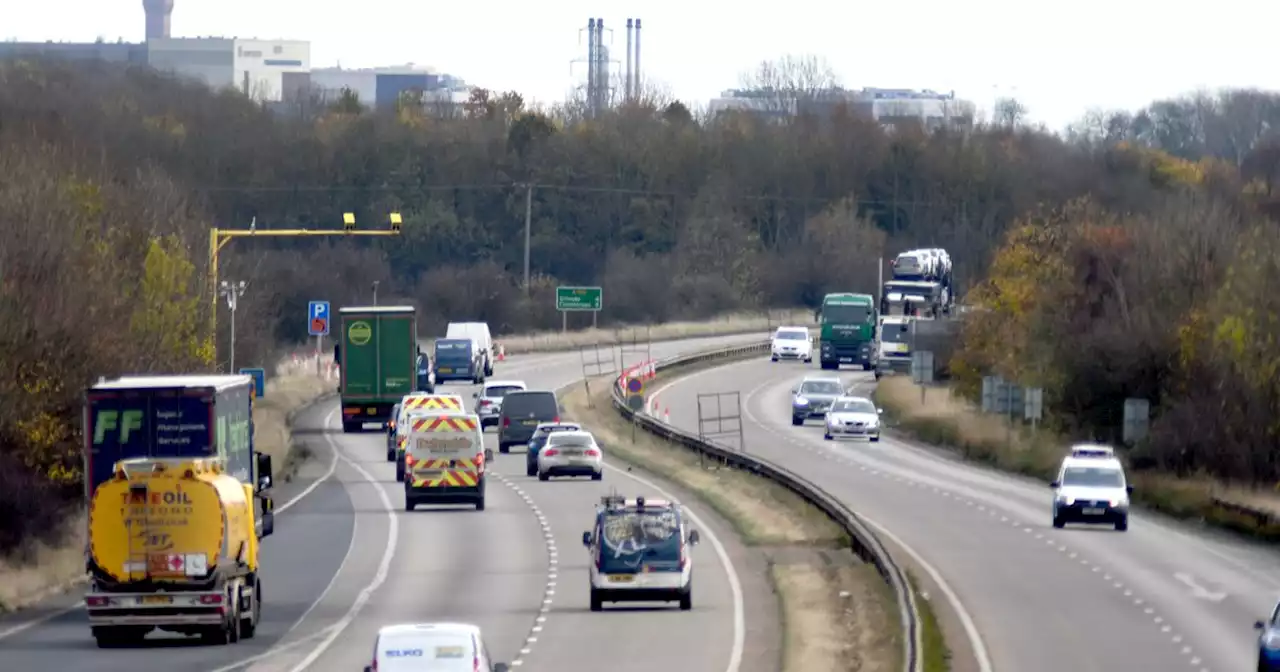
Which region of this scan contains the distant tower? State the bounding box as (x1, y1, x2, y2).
(143, 0, 174, 40)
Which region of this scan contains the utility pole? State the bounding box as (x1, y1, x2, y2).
(219, 280, 248, 373)
(372, 280, 380, 306)
(523, 183, 533, 294)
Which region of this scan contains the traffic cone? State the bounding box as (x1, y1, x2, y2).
(663, 407, 670, 423)
(496, 344, 506, 362)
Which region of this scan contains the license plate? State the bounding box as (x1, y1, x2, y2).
(140, 595, 172, 605)
(366, 407, 377, 414)
(1082, 507, 1104, 515)
(561, 450, 583, 456)
(840, 357, 852, 362)
(523, 420, 539, 426)
(607, 574, 635, 583)
(438, 368, 452, 374)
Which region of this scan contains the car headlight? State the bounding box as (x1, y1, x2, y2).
(1057, 496, 1075, 506)
(794, 397, 809, 406)
(1263, 629, 1280, 649)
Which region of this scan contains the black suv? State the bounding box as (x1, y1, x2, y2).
(498, 391, 561, 453)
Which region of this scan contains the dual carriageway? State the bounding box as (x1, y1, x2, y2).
(4, 331, 1280, 670)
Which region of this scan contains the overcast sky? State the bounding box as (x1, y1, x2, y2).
(8, 0, 1278, 132)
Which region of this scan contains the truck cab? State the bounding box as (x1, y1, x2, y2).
(816, 293, 878, 371)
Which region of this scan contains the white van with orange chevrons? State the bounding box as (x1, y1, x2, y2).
(404, 412, 490, 511)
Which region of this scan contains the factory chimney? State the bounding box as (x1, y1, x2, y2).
(142, 0, 174, 40)
(625, 19, 633, 102)
(586, 18, 597, 116)
(633, 19, 641, 98)
(594, 18, 605, 113)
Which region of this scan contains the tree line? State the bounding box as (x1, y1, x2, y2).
(2, 53, 1279, 552)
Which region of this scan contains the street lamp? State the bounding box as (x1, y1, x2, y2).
(219, 280, 248, 373)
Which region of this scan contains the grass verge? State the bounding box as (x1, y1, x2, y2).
(566, 374, 906, 672)
(499, 308, 809, 354)
(0, 364, 336, 614)
(874, 376, 1280, 541)
(910, 572, 952, 672)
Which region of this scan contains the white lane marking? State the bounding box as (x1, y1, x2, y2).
(495, 473, 557, 668)
(734, 373, 995, 672)
(0, 410, 344, 643)
(602, 461, 746, 672)
(284, 421, 401, 672)
(1173, 573, 1227, 602)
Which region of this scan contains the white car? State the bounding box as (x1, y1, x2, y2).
(824, 396, 882, 441)
(364, 622, 510, 672)
(771, 326, 813, 363)
(537, 431, 603, 481)
(1050, 449, 1133, 531)
(473, 380, 527, 429)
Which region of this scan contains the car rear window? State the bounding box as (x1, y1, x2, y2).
(548, 433, 593, 448)
(502, 392, 558, 416)
(484, 385, 524, 398)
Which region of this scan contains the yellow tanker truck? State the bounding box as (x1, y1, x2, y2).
(84, 455, 274, 647)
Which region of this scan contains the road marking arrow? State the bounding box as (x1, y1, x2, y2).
(1174, 572, 1228, 602)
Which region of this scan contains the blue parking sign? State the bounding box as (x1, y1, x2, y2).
(308, 301, 330, 336)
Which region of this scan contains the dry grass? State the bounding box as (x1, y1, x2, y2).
(775, 563, 902, 672)
(0, 364, 336, 614)
(499, 309, 810, 354)
(566, 375, 912, 671)
(874, 376, 1280, 541)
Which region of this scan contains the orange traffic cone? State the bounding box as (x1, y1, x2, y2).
(496, 344, 506, 362)
(663, 407, 670, 423)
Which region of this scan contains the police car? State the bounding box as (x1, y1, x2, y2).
(1049, 444, 1133, 531)
(364, 623, 510, 672)
(1255, 598, 1280, 671)
(582, 494, 700, 611)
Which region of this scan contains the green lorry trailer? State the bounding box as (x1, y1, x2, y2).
(817, 293, 878, 371)
(336, 306, 419, 433)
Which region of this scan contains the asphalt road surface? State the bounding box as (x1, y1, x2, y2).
(651, 356, 1277, 672)
(0, 333, 773, 672)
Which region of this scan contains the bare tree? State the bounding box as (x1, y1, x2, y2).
(737, 54, 842, 114)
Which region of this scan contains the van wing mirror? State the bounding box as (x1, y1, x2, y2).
(582, 531, 592, 547)
(256, 454, 273, 492)
(484, 448, 494, 462)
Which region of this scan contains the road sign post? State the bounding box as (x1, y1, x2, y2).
(556, 286, 603, 332)
(309, 301, 330, 376)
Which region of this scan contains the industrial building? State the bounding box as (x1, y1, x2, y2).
(307, 65, 470, 109)
(708, 87, 976, 129)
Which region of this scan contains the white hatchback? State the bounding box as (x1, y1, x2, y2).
(771, 326, 813, 363)
(365, 622, 510, 672)
(537, 431, 603, 481)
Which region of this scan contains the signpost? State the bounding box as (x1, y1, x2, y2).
(556, 286, 603, 332)
(1123, 397, 1150, 445)
(309, 301, 330, 376)
(911, 350, 934, 404)
(240, 367, 266, 399)
(625, 375, 645, 441)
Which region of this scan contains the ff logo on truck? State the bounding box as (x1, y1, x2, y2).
(93, 410, 144, 444)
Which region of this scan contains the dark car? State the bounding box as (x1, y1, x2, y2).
(434, 338, 484, 384)
(790, 377, 844, 426)
(385, 402, 403, 460)
(498, 391, 561, 454)
(526, 422, 583, 476)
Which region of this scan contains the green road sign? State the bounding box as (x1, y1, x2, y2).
(556, 286, 603, 312)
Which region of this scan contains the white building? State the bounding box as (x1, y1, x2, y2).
(708, 87, 974, 129)
(146, 37, 310, 102)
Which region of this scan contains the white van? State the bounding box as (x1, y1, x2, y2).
(446, 322, 494, 376)
(365, 623, 510, 672)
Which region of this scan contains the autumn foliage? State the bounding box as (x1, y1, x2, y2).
(3, 55, 1280, 551)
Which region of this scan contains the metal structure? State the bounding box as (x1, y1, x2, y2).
(576, 17, 640, 115)
(219, 280, 247, 373)
(1123, 397, 1150, 444)
(208, 211, 401, 364)
(142, 0, 174, 40)
(579, 344, 620, 407)
(696, 391, 745, 451)
(615, 328, 652, 374)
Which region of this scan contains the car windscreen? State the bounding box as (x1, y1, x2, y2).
(502, 392, 558, 416)
(881, 326, 911, 343)
(799, 381, 843, 396)
(598, 508, 682, 572)
(377, 634, 475, 671)
(483, 385, 524, 398)
(823, 303, 869, 323)
(832, 399, 876, 414)
(775, 330, 807, 341)
(434, 340, 472, 360)
(1061, 466, 1125, 488)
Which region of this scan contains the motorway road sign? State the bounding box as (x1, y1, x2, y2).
(240, 367, 266, 398)
(556, 286, 602, 312)
(308, 301, 330, 336)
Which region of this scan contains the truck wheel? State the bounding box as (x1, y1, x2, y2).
(590, 588, 603, 612)
(485, 360, 494, 376)
(94, 626, 144, 648)
(226, 596, 242, 644)
(405, 497, 416, 512)
(240, 578, 261, 639)
(475, 496, 486, 511)
(386, 447, 396, 462)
